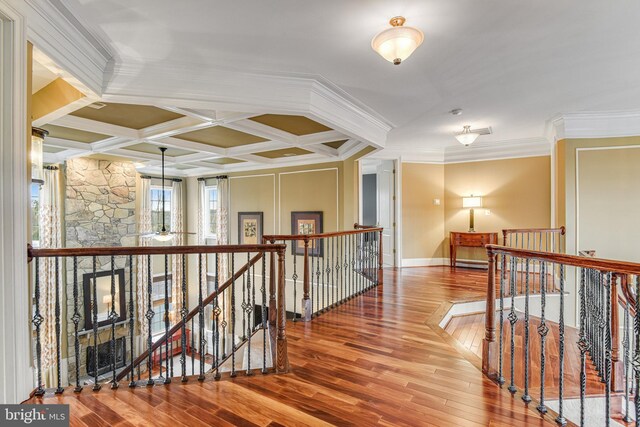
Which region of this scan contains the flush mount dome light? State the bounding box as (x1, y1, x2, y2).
(371, 16, 424, 65)
(455, 125, 480, 146)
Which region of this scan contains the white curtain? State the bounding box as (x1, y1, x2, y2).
(136, 177, 152, 340)
(38, 166, 62, 381)
(170, 180, 184, 321)
(196, 179, 207, 299)
(216, 178, 230, 283)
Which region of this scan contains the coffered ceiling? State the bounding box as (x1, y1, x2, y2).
(41, 102, 368, 175)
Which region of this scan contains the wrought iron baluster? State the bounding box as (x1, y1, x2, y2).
(337, 235, 342, 303)
(292, 248, 298, 322)
(537, 261, 548, 414)
(191, 316, 195, 376)
(54, 257, 63, 394)
(109, 255, 118, 389)
(181, 253, 187, 383)
(604, 272, 611, 427)
(556, 264, 566, 426)
(578, 268, 589, 427)
(214, 253, 221, 380)
(33, 257, 45, 396)
(262, 254, 268, 374)
(334, 236, 338, 305)
(163, 254, 171, 383)
(242, 253, 247, 335)
(634, 275, 640, 422)
(93, 256, 102, 390)
(246, 252, 254, 376)
(128, 255, 136, 388)
(310, 239, 315, 317)
(322, 238, 326, 312)
(522, 259, 531, 402)
(508, 256, 517, 394)
(72, 256, 82, 392)
(198, 254, 205, 381)
(230, 253, 237, 377)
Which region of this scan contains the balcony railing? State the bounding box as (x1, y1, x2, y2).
(27, 243, 287, 395)
(263, 224, 383, 322)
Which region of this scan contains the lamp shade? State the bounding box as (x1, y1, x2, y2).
(455, 125, 480, 146)
(462, 196, 482, 208)
(372, 16, 424, 65)
(31, 127, 48, 183)
(153, 231, 174, 242)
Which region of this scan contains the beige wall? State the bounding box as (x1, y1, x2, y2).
(401, 156, 551, 263)
(402, 163, 445, 259)
(32, 77, 85, 122)
(557, 136, 640, 260)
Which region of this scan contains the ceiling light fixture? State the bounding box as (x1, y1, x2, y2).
(455, 125, 480, 146)
(371, 16, 424, 65)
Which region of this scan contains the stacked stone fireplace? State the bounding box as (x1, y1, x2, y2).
(64, 158, 137, 383)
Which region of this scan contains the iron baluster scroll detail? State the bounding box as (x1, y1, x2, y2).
(109, 255, 119, 389)
(498, 253, 506, 385)
(634, 276, 640, 423)
(522, 259, 531, 403)
(72, 256, 82, 392)
(33, 257, 45, 396)
(507, 256, 518, 394)
(181, 253, 188, 383)
(128, 255, 136, 388)
(537, 261, 548, 414)
(555, 264, 566, 426)
(93, 256, 102, 391)
(146, 255, 154, 387)
(577, 268, 590, 427)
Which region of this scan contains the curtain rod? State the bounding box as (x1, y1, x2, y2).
(197, 175, 228, 181)
(140, 175, 182, 182)
(44, 165, 59, 170)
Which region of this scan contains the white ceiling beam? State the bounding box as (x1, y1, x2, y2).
(214, 111, 262, 124)
(150, 136, 227, 156)
(224, 119, 297, 144)
(296, 130, 346, 146)
(231, 154, 275, 164)
(140, 116, 211, 140)
(90, 136, 139, 153)
(339, 140, 368, 159)
(109, 148, 180, 163)
(32, 96, 98, 128)
(155, 105, 216, 122)
(51, 115, 139, 139)
(303, 144, 338, 157)
(172, 153, 224, 163)
(226, 140, 290, 157)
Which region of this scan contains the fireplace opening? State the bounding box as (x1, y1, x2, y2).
(87, 337, 126, 377)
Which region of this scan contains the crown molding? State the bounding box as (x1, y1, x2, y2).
(103, 63, 392, 148)
(7, 0, 111, 96)
(547, 109, 640, 141)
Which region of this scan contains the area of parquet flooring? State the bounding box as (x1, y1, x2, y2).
(26, 267, 561, 426)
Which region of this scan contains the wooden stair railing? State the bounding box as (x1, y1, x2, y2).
(27, 243, 287, 396)
(502, 226, 566, 251)
(263, 225, 383, 322)
(484, 244, 640, 425)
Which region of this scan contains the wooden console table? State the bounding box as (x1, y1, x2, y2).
(449, 231, 498, 268)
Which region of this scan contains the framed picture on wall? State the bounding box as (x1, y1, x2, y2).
(291, 211, 323, 256)
(238, 212, 263, 245)
(83, 269, 127, 331)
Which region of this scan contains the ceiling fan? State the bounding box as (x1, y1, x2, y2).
(140, 147, 195, 242)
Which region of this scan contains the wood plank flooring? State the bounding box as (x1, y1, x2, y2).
(26, 267, 562, 426)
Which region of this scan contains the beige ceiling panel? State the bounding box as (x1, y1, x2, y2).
(322, 139, 348, 149)
(249, 114, 332, 136)
(70, 102, 184, 129)
(177, 126, 267, 148)
(43, 145, 66, 153)
(204, 158, 246, 165)
(126, 143, 194, 157)
(41, 124, 111, 143)
(255, 147, 313, 159)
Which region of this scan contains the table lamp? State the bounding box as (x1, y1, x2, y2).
(462, 196, 482, 232)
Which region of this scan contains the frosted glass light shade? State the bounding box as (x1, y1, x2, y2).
(31, 127, 47, 183)
(455, 125, 480, 146)
(372, 17, 424, 65)
(153, 231, 174, 242)
(462, 196, 482, 208)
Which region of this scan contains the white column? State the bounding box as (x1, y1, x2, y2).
(0, 1, 31, 404)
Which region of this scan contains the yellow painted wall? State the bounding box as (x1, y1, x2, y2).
(557, 136, 640, 258)
(32, 77, 85, 122)
(401, 163, 445, 259)
(444, 156, 551, 261)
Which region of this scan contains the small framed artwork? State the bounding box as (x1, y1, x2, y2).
(291, 211, 323, 257)
(238, 212, 263, 245)
(83, 268, 127, 331)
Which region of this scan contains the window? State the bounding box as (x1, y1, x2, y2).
(204, 186, 218, 238)
(151, 186, 172, 232)
(31, 183, 41, 247)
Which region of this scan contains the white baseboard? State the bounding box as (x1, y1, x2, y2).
(401, 258, 447, 267)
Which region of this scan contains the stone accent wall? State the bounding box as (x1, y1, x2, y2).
(64, 158, 137, 383)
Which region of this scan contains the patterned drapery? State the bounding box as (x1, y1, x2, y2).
(38, 166, 62, 379)
(136, 177, 152, 340)
(170, 180, 184, 321)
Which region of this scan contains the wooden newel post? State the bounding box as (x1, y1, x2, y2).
(302, 238, 311, 321)
(268, 240, 277, 332)
(482, 249, 497, 377)
(610, 273, 623, 392)
(377, 229, 384, 286)
(276, 248, 290, 373)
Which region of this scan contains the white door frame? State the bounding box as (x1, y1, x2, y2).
(0, 0, 30, 404)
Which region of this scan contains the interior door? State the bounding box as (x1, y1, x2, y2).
(376, 160, 395, 267)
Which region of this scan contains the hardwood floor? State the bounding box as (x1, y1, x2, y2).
(444, 312, 607, 399)
(26, 267, 563, 426)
